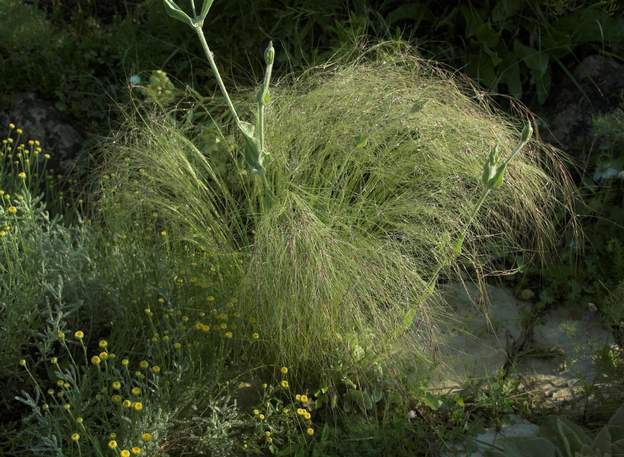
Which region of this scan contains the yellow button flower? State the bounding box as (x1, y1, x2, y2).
(141, 432, 152, 442)
(74, 330, 84, 340)
(306, 427, 314, 436)
(131, 447, 141, 455)
(112, 381, 121, 390)
(7, 206, 17, 215)
(151, 365, 161, 374)
(133, 402, 143, 412)
(139, 360, 149, 369)
(121, 358, 129, 366)
(280, 366, 288, 375)
(122, 399, 132, 408)
(98, 339, 108, 349)
(131, 387, 141, 396)
(90, 355, 101, 366)
(111, 395, 122, 403)
(300, 394, 309, 403)
(17, 172, 26, 179)
(280, 380, 289, 389)
(108, 440, 117, 449)
(121, 450, 130, 457)
(71, 433, 80, 442)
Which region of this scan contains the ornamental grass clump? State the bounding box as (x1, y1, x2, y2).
(100, 0, 575, 383)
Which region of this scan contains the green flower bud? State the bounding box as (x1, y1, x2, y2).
(264, 41, 275, 66)
(162, 0, 193, 27)
(481, 145, 501, 189)
(520, 122, 533, 144)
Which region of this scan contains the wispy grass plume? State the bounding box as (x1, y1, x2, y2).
(100, 45, 575, 385)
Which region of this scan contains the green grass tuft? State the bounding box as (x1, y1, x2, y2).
(100, 46, 575, 386)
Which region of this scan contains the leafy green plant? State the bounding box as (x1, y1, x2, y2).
(407, 1, 624, 103)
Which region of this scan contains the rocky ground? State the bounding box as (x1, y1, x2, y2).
(437, 281, 622, 456)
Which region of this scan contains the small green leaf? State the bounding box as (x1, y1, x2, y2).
(355, 133, 368, 149)
(500, 56, 522, 99)
(592, 426, 612, 455)
(461, 5, 484, 38)
(421, 392, 443, 411)
(466, 52, 498, 90)
(491, 0, 526, 23)
(162, 0, 193, 26)
(533, 70, 551, 105)
(474, 22, 500, 49)
(199, 0, 214, 21)
(387, 4, 432, 27)
(239, 121, 263, 173)
(514, 40, 549, 76)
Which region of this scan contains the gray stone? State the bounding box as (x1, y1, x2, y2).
(518, 307, 613, 386)
(444, 415, 539, 457)
(0, 92, 83, 173)
(433, 282, 529, 387)
(540, 54, 624, 156)
(516, 308, 613, 402)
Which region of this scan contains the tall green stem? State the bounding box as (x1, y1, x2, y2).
(258, 42, 274, 153)
(193, 26, 242, 127)
(396, 188, 492, 338)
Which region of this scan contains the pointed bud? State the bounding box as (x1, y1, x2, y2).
(521, 122, 533, 144)
(264, 41, 275, 66)
(199, 0, 215, 22)
(481, 145, 500, 188)
(162, 0, 193, 27)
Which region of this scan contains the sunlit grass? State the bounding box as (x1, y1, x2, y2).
(99, 44, 576, 387)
